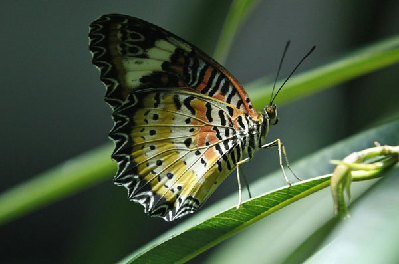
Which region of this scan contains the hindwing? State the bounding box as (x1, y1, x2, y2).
(112, 88, 244, 221)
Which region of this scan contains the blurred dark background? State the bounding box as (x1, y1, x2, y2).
(1, 0, 398, 263)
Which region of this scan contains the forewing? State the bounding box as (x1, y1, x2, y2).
(89, 14, 258, 118)
(112, 89, 243, 221)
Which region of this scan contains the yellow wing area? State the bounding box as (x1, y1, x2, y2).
(112, 88, 244, 221)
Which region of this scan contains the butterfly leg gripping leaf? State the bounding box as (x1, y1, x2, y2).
(235, 157, 250, 209)
(262, 138, 300, 184)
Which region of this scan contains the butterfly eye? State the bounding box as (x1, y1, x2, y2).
(265, 105, 275, 118)
(265, 105, 278, 125)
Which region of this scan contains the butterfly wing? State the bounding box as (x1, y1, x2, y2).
(112, 88, 245, 221)
(88, 14, 258, 221)
(89, 14, 258, 119)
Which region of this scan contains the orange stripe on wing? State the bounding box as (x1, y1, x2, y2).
(214, 93, 225, 101)
(196, 52, 259, 120)
(197, 126, 214, 146)
(204, 146, 218, 164)
(191, 99, 213, 147)
(196, 66, 213, 92)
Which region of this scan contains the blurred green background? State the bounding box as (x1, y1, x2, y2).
(1, 0, 398, 263)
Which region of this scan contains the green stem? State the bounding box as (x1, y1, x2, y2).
(0, 144, 116, 226)
(331, 145, 399, 217)
(248, 34, 399, 110)
(213, 0, 260, 64)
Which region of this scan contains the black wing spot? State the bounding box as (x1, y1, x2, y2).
(216, 160, 222, 171)
(218, 110, 226, 126)
(237, 116, 245, 129)
(220, 80, 229, 95)
(184, 138, 192, 147)
(174, 94, 182, 110)
(205, 102, 213, 122)
(236, 99, 243, 109)
(183, 96, 196, 115)
(227, 106, 234, 117)
(154, 92, 161, 108)
(166, 172, 174, 179)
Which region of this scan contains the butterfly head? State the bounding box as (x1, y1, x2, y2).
(259, 104, 278, 141)
(263, 42, 315, 129)
(264, 104, 278, 125)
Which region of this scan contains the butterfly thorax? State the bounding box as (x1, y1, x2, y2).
(251, 104, 279, 152)
(236, 112, 267, 160)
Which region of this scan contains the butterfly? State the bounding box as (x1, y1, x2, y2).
(89, 14, 302, 221)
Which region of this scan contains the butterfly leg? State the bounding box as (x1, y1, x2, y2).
(261, 138, 301, 185)
(236, 158, 250, 210)
(240, 166, 252, 199)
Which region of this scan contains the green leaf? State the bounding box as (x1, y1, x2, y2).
(0, 144, 116, 225)
(305, 166, 399, 264)
(122, 177, 331, 264)
(283, 218, 339, 264)
(206, 120, 399, 264)
(247, 34, 399, 110)
(119, 121, 399, 263)
(213, 0, 261, 64)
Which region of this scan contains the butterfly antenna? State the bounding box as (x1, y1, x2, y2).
(271, 45, 316, 104)
(270, 41, 291, 105)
